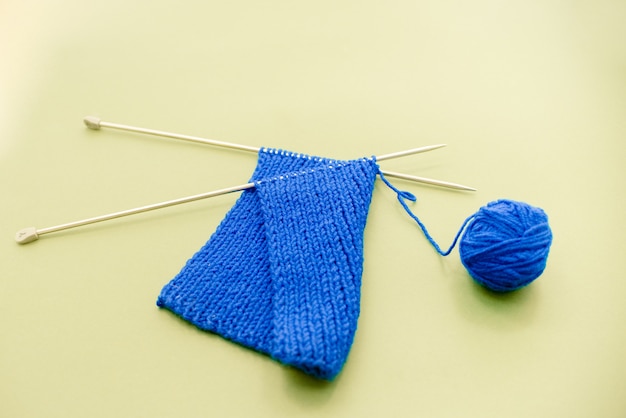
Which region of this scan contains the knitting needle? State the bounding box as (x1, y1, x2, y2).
(15, 163, 476, 244)
(83, 116, 474, 189)
(14, 120, 476, 244)
(15, 182, 255, 244)
(15, 166, 473, 245)
(83, 116, 442, 160)
(14, 150, 472, 245)
(379, 171, 476, 191)
(83, 116, 260, 153)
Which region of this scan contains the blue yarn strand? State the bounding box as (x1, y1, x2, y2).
(378, 171, 474, 256)
(379, 170, 553, 292)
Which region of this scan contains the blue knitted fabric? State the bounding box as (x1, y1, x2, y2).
(157, 148, 379, 380)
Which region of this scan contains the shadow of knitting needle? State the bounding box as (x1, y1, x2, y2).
(83, 116, 474, 190)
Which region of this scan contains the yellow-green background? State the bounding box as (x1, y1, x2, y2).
(2, 1, 625, 417)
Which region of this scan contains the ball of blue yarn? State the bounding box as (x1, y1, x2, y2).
(459, 199, 552, 292)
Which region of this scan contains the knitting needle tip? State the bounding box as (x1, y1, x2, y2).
(15, 227, 39, 244)
(381, 171, 476, 192)
(84, 116, 102, 130)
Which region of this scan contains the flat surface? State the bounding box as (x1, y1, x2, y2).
(1, 1, 625, 417)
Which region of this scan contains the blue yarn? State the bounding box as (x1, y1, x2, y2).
(157, 148, 379, 380)
(459, 199, 552, 292)
(157, 148, 553, 381)
(378, 173, 473, 256)
(380, 174, 553, 293)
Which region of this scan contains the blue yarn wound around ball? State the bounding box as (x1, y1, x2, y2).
(379, 175, 552, 292)
(459, 199, 552, 292)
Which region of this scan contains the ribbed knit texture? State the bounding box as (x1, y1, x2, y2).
(157, 148, 379, 380)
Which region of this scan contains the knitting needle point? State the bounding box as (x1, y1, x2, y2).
(381, 171, 476, 191)
(15, 182, 254, 244)
(84, 117, 474, 190)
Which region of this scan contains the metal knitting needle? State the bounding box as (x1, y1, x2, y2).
(14, 166, 474, 245)
(15, 182, 255, 244)
(83, 116, 260, 153)
(14, 119, 476, 244)
(14, 157, 472, 244)
(14, 153, 473, 245)
(83, 116, 441, 161)
(378, 171, 476, 191)
(83, 116, 474, 189)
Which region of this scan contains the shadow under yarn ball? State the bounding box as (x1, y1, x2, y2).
(459, 199, 553, 293)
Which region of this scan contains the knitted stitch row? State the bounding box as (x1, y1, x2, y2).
(157, 148, 379, 379)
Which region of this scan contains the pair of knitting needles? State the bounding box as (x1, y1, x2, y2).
(15, 117, 475, 244)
